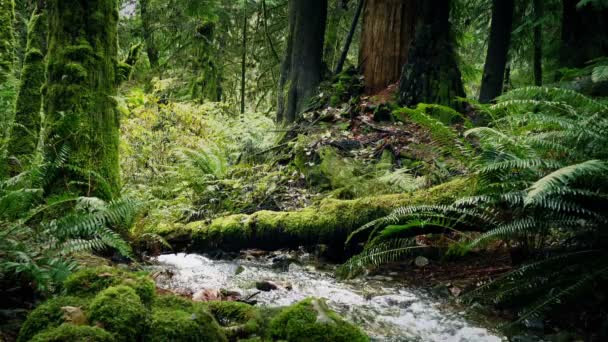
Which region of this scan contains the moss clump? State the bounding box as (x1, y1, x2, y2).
(152, 293, 196, 311)
(87, 286, 147, 342)
(269, 298, 368, 342)
(30, 323, 114, 342)
(148, 308, 227, 342)
(17, 296, 89, 342)
(168, 178, 472, 252)
(63, 266, 155, 305)
(204, 301, 264, 339)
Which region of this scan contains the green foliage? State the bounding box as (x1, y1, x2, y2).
(203, 301, 263, 339)
(0, 151, 138, 293)
(88, 285, 148, 342)
(343, 87, 608, 324)
(269, 298, 368, 342)
(30, 324, 114, 342)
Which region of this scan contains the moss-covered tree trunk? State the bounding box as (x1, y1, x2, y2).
(139, 0, 158, 69)
(479, 0, 514, 104)
(0, 0, 15, 83)
(7, 4, 47, 173)
(560, 0, 608, 69)
(398, 0, 465, 109)
(44, 0, 120, 199)
(359, 0, 416, 94)
(276, 0, 327, 124)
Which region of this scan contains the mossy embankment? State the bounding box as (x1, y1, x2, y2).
(147, 177, 474, 252)
(17, 265, 368, 341)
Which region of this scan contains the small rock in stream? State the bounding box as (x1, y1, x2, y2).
(255, 280, 292, 292)
(414, 256, 429, 267)
(192, 288, 221, 302)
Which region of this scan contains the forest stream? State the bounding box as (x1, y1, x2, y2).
(152, 253, 504, 342)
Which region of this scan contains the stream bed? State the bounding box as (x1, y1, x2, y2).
(152, 252, 504, 342)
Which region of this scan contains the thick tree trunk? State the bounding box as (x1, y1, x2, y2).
(334, 0, 364, 75)
(0, 0, 15, 82)
(276, 0, 327, 124)
(479, 0, 514, 103)
(45, 0, 120, 199)
(139, 0, 159, 69)
(533, 0, 543, 86)
(560, 0, 608, 69)
(7, 5, 46, 173)
(359, 0, 415, 94)
(398, 0, 465, 109)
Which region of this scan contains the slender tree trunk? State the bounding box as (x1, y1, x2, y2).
(7, 4, 46, 173)
(139, 0, 159, 69)
(479, 0, 515, 103)
(398, 0, 465, 108)
(276, 0, 327, 124)
(560, 0, 608, 69)
(0, 0, 15, 83)
(335, 0, 364, 75)
(240, 9, 247, 114)
(45, 0, 120, 199)
(261, 0, 280, 63)
(359, 0, 416, 94)
(533, 0, 543, 86)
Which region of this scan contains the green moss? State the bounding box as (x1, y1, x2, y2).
(173, 178, 472, 252)
(269, 298, 368, 342)
(17, 296, 89, 342)
(63, 266, 155, 305)
(30, 324, 114, 342)
(87, 286, 148, 341)
(204, 301, 263, 339)
(152, 294, 195, 312)
(44, 0, 121, 199)
(0, 0, 15, 82)
(147, 308, 227, 342)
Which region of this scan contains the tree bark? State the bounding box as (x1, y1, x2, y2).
(240, 8, 247, 115)
(7, 4, 46, 173)
(276, 0, 327, 124)
(0, 0, 15, 83)
(45, 0, 120, 199)
(139, 0, 159, 69)
(479, 0, 515, 103)
(533, 0, 543, 86)
(334, 0, 364, 75)
(359, 0, 416, 94)
(560, 0, 608, 69)
(398, 0, 465, 109)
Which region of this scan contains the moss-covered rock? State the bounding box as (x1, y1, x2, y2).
(147, 308, 227, 342)
(17, 296, 89, 342)
(147, 178, 473, 252)
(63, 266, 155, 305)
(204, 301, 264, 340)
(87, 286, 147, 342)
(30, 323, 114, 342)
(269, 298, 368, 342)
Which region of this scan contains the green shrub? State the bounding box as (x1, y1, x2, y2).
(30, 324, 114, 342)
(87, 286, 147, 342)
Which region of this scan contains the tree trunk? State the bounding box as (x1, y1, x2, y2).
(533, 0, 543, 86)
(7, 4, 46, 173)
(0, 0, 15, 83)
(334, 0, 364, 75)
(45, 0, 120, 199)
(560, 0, 608, 69)
(479, 0, 514, 103)
(398, 0, 465, 109)
(359, 0, 416, 94)
(276, 0, 327, 124)
(240, 9, 247, 115)
(139, 0, 159, 69)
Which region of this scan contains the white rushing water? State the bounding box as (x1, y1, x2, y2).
(152, 253, 504, 342)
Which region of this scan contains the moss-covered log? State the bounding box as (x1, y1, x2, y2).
(150, 178, 473, 252)
(7, 6, 46, 172)
(44, 0, 120, 199)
